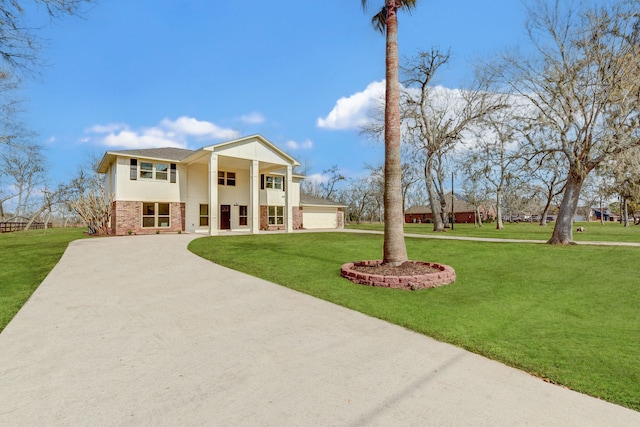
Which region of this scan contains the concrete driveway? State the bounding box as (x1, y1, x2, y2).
(0, 234, 638, 426)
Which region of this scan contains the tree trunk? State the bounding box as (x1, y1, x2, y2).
(495, 187, 504, 230)
(425, 163, 445, 231)
(475, 206, 483, 227)
(548, 173, 584, 244)
(539, 205, 549, 226)
(623, 198, 629, 227)
(599, 198, 604, 225)
(382, 4, 407, 265)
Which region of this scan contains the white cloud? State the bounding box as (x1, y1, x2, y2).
(85, 116, 240, 149)
(160, 116, 239, 140)
(240, 112, 265, 125)
(87, 123, 128, 134)
(286, 139, 313, 150)
(305, 173, 326, 186)
(317, 80, 385, 130)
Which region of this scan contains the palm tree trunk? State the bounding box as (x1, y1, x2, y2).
(382, 2, 408, 265)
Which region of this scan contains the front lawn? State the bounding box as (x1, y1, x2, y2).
(189, 232, 640, 411)
(348, 221, 640, 242)
(0, 228, 89, 332)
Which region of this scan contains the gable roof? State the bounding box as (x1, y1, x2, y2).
(108, 147, 195, 161)
(97, 135, 300, 174)
(300, 193, 346, 207)
(97, 147, 194, 173)
(182, 134, 300, 168)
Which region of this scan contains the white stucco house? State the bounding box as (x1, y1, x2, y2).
(97, 134, 345, 235)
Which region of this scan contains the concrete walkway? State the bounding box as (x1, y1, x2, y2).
(0, 234, 638, 426)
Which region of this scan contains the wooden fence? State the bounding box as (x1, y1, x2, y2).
(0, 222, 53, 233)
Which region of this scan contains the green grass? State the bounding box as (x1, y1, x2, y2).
(189, 232, 640, 411)
(348, 221, 640, 242)
(0, 228, 90, 332)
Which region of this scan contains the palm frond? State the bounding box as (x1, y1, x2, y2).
(362, 1, 420, 33)
(371, 8, 387, 33)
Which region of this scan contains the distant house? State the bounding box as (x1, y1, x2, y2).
(97, 134, 345, 235)
(404, 193, 495, 224)
(591, 208, 620, 222)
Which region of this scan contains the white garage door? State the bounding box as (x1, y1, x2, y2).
(302, 207, 337, 229)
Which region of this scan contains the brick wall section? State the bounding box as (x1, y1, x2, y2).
(293, 206, 302, 230)
(337, 208, 344, 229)
(260, 205, 267, 230)
(110, 201, 118, 235)
(114, 201, 141, 235)
(112, 201, 185, 235)
(340, 260, 456, 290)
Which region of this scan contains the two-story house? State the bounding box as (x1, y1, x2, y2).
(97, 135, 345, 235)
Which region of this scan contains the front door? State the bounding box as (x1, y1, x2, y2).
(220, 205, 231, 230)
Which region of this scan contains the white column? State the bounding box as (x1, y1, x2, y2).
(250, 160, 260, 234)
(208, 153, 219, 236)
(285, 165, 293, 232)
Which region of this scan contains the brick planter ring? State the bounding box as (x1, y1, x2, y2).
(340, 260, 456, 291)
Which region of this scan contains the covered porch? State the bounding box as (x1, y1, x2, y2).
(181, 135, 300, 235)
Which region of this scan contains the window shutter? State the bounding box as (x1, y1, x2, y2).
(282, 179, 285, 192)
(170, 163, 177, 183)
(260, 174, 265, 190)
(130, 159, 137, 180)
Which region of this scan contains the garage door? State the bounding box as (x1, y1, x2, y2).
(302, 207, 337, 229)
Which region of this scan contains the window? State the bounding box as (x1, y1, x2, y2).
(218, 171, 236, 186)
(157, 203, 170, 227)
(155, 163, 168, 180)
(142, 202, 170, 228)
(239, 205, 248, 226)
(265, 175, 283, 190)
(199, 204, 209, 226)
(226, 172, 236, 186)
(268, 206, 284, 225)
(140, 162, 153, 179)
(137, 162, 174, 181)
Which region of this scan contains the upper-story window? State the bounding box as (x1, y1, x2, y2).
(265, 175, 283, 190)
(260, 174, 285, 191)
(155, 163, 168, 180)
(218, 171, 236, 186)
(140, 162, 153, 179)
(138, 161, 169, 181)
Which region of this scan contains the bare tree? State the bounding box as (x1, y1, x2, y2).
(461, 176, 485, 227)
(487, 0, 640, 244)
(526, 151, 567, 226)
(0, 0, 94, 73)
(66, 157, 112, 235)
(0, 140, 46, 219)
(339, 175, 380, 224)
(402, 48, 506, 231)
(462, 103, 526, 229)
(602, 147, 640, 226)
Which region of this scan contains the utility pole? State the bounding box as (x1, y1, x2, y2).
(451, 171, 455, 231)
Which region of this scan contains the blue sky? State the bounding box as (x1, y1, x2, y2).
(20, 0, 530, 186)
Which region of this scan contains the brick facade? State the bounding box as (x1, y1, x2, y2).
(293, 206, 303, 230)
(259, 205, 303, 230)
(111, 201, 185, 235)
(337, 208, 344, 228)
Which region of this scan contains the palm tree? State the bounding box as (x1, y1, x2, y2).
(361, 0, 418, 265)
